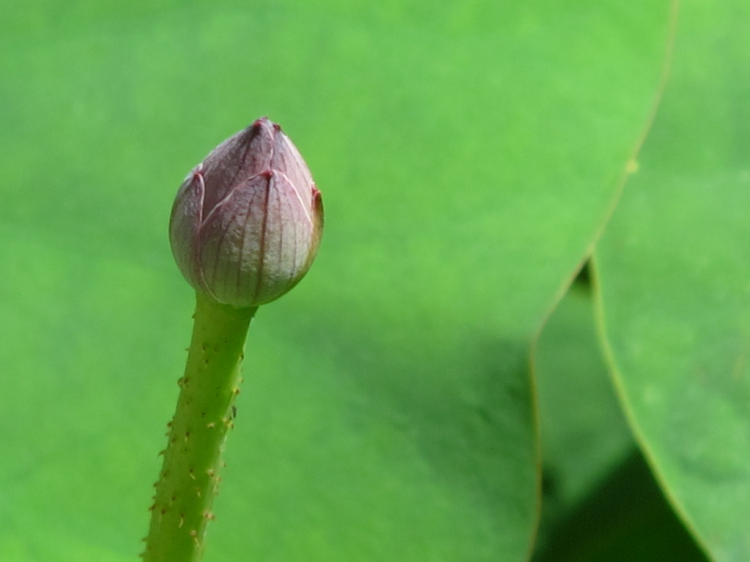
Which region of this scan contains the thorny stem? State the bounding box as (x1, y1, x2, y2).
(143, 292, 257, 562)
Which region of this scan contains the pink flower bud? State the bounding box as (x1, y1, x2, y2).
(169, 117, 323, 308)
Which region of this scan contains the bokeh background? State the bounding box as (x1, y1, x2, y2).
(1, 0, 748, 560)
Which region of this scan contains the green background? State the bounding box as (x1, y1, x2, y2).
(1, 0, 747, 560)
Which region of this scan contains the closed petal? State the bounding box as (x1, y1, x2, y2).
(196, 173, 269, 306)
(195, 171, 315, 307)
(168, 168, 205, 290)
(255, 171, 315, 303)
(200, 118, 275, 214)
(271, 128, 315, 217)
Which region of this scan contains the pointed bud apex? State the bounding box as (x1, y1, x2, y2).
(169, 117, 323, 307)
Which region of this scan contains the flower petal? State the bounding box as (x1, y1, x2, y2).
(200, 118, 275, 215)
(195, 170, 316, 307)
(168, 167, 205, 290)
(270, 126, 315, 217)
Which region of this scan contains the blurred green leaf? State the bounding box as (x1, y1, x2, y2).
(594, 1, 750, 560)
(0, 1, 670, 560)
(534, 452, 709, 562)
(534, 282, 634, 530)
(533, 282, 706, 562)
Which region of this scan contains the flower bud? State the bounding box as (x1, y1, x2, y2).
(169, 117, 323, 308)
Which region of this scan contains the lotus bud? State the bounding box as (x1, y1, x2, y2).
(169, 117, 323, 308)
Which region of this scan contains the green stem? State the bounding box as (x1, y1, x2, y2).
(143, 292, 257, 562)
